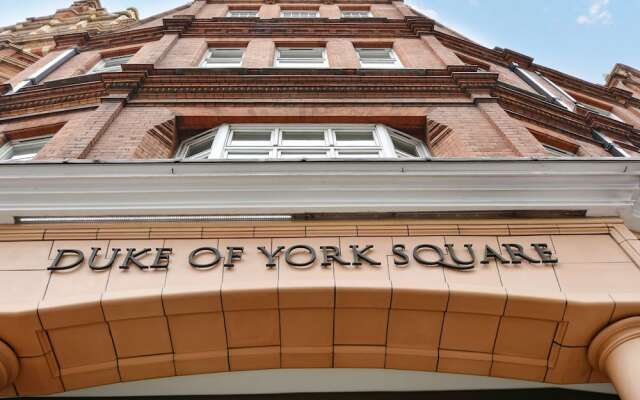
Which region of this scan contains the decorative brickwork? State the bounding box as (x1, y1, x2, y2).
(0, 0, 138, 83)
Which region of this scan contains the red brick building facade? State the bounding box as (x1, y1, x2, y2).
(2, 1, 640, 399)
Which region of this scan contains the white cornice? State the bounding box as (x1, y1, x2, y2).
(0, 158, 639, 227)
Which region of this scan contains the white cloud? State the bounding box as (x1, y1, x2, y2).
(577, 0, 613, 25)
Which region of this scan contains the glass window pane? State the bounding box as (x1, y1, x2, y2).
(228, 10, 258, 17)
(391, 136, 420, 157)
(185, 138, 214, 157)
(229, 130, 272, 146)
(281, 130, 326, 146)
(334, 130, 377, 146)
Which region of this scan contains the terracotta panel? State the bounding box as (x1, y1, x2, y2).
(0, 241, 52, 270)
(174, 351, 228, 376)
(228, 347, 280, 371)
(389, 237, 448, 312)
(109, 316, 173, 358)
(386, 309, 443, 350)
(334, 308, 389, 345)
(609, 292, 640, 321)
(385, 348, 438, 371)
(281, 346, 332, 368)
(220, 238, 277, 311)
(554, 293, 614, 346)
(277, 237, 334, 353)
(335, 237, 391, 308)
(39, 240, 111, 329)
(14, 355, 64, 396)
(438, 350, 492, 376)
(440, 312, 500, 353)
(551, 235, 630, 263)
(47, 323, 116, 369)
(225, 309, 279, 349)
(555, 262, 640, 293)
(442, 236, 503, 288)
(334, 345, 385, 368)
(0, 386, 16, 397)
(447, 285, 506, 316)
(280, 308, 333, 348)
(503, 290, 566, 321)
(60, 362, 120, 391)
(545, 344, 591, 384)
(167, 312, 227, 354)
(493, 317, 557, 359)
(497, 236, 560, 292)
(163, 239, 223, 315)
(491, 357, 547, 382)
(0, 270, 50, 357)
(118, 354, 175, 382)
(277, 237, 334, 309)
(102, 240, 167, 321)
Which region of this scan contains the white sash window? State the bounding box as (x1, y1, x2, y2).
(341, 10, 371, 18)
(275, 47, 328, 68)
(227, 10, 258, 17)
(356, 48, 403, 69)
(88, 54, 134, 74)
(201, 48, 245, 68)
(280, 10, 319, 18)
(0, 136, 52, 161)
(176, 124, 429, 160)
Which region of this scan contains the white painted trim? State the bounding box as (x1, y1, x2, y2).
(57, 369, 616, 397)
(0, 159, 640, 227)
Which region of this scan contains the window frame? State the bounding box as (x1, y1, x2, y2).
(226, 10, 259, 18)
(200, 47, 245, 68)
(0, 135, 52, 161)
(274, 47, 329, 68)
(341, 10, 372, 18)
(542, 144, 577, 158)
(175, 124, 429, 161)
(88, 54, 134, 74)
(279, 10, 320, 18)
(355, 47, 403, 69)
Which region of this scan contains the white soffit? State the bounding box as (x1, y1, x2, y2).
(0, 159, 639, 227)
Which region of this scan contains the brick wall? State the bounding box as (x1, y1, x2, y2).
(85, 106, 176, 160)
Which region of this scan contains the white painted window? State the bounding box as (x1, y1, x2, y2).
(201, 48, 245, 68)
(280, 10, 319, 18)
(275, 47, 328, 68)
(542, 144, 576, 158)
(176, 124, 429, 160)
(227, 10, 259, 17)
(88, 54, 133, 74)
(0, 136, 52, 161)
(356, 48, 403, 68)
(341, 10, 371, 18)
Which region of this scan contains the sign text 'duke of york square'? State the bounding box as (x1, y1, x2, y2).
(48, 241, 559, 272)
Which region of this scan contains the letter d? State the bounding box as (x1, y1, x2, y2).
(48, 249, 84, 271)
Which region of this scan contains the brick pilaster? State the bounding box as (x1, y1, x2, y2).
(476, 101, 547, 157)
(35, 98, 125, 160)
(129, 34, 180, 66)
(422, 36, 464, 67)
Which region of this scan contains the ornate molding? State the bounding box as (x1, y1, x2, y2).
(588, 317, 640, 373)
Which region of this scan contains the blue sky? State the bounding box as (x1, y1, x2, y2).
(1, 0, 638, 84)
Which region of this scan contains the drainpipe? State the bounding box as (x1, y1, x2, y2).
(592, 130, 630, 158)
